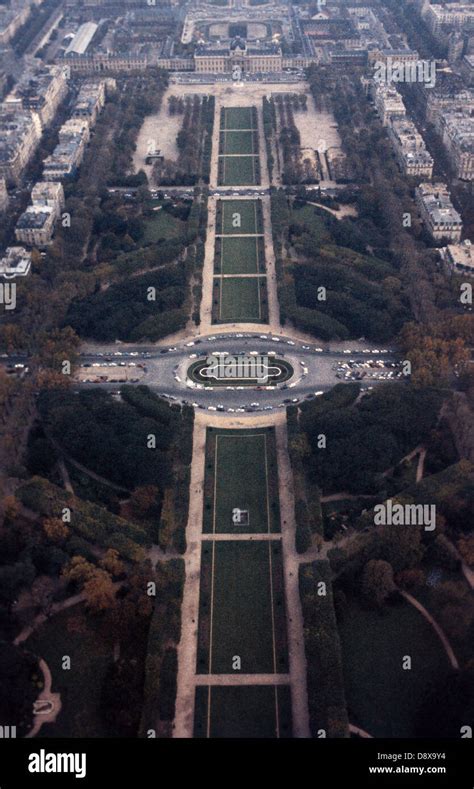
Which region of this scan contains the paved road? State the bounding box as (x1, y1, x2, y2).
(74, 332, 398, 414)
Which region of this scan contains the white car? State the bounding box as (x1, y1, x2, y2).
(185, 341, 195, 347)
(189, 353, 197, 359)
(286, 340, 295, 346)
(315, 391, 323, 396)
(208, 406, 217, 411)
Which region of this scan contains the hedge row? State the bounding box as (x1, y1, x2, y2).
(16, 477, 148, 563)
(299, 560, 349, 738)
(139, 559, 185, 736)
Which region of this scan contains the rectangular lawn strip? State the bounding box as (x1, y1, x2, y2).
(202, 427, 281, 534)
(220, 155, 258, 186)
(222, 107, 254, 130)
(220, 130, 256, 155)
(193, 684, 292, 738)
(196, 540, 288, 675)
(25, 607, 115, 737)
(217, 275, 266, 323)
(338, 596, 453, 738)
(220, 236, 259, 275)
(220, 199, 259, 235)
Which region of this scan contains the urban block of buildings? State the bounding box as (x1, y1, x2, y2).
(3, 64, 69, 131)
(0, 108, 41, 184)
(42, 79, 111, 181)
(15, 181, 65, 247)
(415, 182, 463, 242)
(387, 117, 433, 178)
(442, 239, 474, 277)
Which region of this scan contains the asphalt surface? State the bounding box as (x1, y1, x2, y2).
(74, 332, 398, 415)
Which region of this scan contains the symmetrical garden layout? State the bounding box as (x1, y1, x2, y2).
(193, 427, 292, 738)
(218, 107, 261, 186)
(212, 197, 268, 323)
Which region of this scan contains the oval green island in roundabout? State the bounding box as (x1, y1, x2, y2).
(187, 353, 294, 388)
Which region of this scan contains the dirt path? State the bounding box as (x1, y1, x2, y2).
(25, 658, 62, 738)
(400, 590, 459, 670)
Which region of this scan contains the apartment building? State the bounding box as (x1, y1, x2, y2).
(0, 177, 8, 212)
(31, 180, 65, 215)
(0, 246, 31, 278)
(373, 83, 406, 126)
(0, 2, 31, 46)
(71, 80, 109, 126)
(443, 239, 474, 277)
(424, 3, 474, 34)
(0, 110, 41, 184)
(439, 113, 474, 181)
(3, 65, 69, 131)
(388, 118, 433, 178)
(415, 182, 463, 242)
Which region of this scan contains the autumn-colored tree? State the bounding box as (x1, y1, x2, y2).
(290, 433, 311, 460)
(100, 549, 125, 578)
(457, 535, 474, 567)
(42, 517, 69, 544)
(400, 319, 472, 387)
(62, 555, 96, 585)
(83, 569, 116, 612)
(396, 568, 426, 591)
(2, 495, 20, 520)
(62, 556, 116, 612)
(129, 485, 160, 519)
(35, 369, 71, 391)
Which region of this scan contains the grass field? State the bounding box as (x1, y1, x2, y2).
(219, 199, 260, 235)
(142, 210, 184, 243)
(220, 130, 256, 155)
(25, 607, 115, 737)
(216, 275, 266, 322)
(203, 429, 281, 534)
(338, 597, 452, 737)
(219, 155, 258, 186)
(220, 236, 259, 275)
(222, 107, 255, 130)
(197, 539, 288, 675)
(193, 685, 292, 737)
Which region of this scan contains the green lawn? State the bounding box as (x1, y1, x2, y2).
(220, 130, 256, 155)
(222, 107, 254, 130)
(220, 236, 259, 275)
(193, 685, 292, 737)
(338, 597, 452, 737)
(142, 210, 184, 243)
(219, 199, 260, 235)
(203, 428, 281, 534)
(217, 275, 265, 322)
(219, 156, 258, 186)
(197, 539, 288, 674)
(25, 607, 115, 737)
